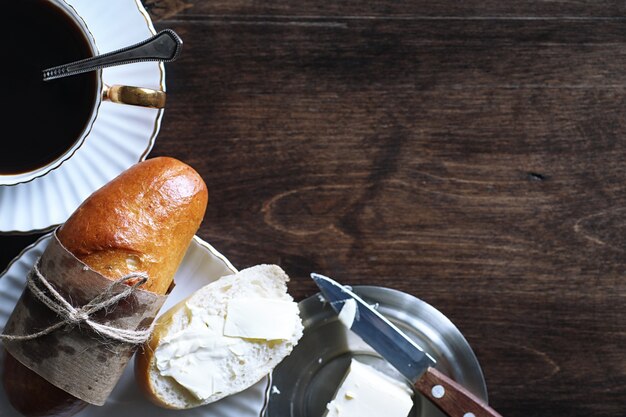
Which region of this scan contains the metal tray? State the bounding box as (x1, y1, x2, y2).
(267, 286, 488, 416)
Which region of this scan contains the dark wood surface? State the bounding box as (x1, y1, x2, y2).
(2, 1, 625, 416)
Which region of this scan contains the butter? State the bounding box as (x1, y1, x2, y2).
(154, 296, 299, 401)
(154, 303, 237, 400)
(324, 359, 414, 417)
(224, 297, 299, 340)
(337, 298, 357, 329)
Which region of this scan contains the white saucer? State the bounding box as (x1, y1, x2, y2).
(0, 234, 269, 417)
(0, 0, 164, 234)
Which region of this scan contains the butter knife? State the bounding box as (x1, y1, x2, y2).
(311, 273, 503, 417)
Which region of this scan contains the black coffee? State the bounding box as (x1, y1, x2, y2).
(2, 0, 97, 175)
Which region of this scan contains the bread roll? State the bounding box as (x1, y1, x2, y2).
(135, 264, 303, 409)
(3, 157, 208, 417)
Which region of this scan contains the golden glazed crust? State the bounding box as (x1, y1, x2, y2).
(58, 156, 208, 295)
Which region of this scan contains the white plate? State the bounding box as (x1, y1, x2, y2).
(0, 0, 164, 234)
(0, 234, 269, 417)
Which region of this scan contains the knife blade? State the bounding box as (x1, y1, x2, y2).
(311, 273, 503, 417)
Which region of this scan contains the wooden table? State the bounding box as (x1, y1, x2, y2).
(2, 1, 625, 416)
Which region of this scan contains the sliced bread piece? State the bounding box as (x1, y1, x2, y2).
(135, 264, 303, 409)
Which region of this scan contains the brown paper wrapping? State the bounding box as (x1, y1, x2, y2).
(2, 232, 167, 405)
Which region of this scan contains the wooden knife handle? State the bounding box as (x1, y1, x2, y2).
(414, 367, 502, 417)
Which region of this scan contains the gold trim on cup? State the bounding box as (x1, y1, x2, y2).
(105, 85, 166, 109)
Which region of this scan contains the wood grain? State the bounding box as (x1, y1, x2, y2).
(1, 2, 625, 417)
(142, 0, 191, 21)
(165, 1, 626, 18)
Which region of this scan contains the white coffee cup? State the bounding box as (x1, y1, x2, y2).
(0, 0, 166, 186)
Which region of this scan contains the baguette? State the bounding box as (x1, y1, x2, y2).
(135, 264, 303, 409)
(3, 156, 208, 417)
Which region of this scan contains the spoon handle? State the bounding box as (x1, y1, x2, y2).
(42, 29, 182, 81)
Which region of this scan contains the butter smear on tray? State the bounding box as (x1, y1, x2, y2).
(324, 359, 414, 417)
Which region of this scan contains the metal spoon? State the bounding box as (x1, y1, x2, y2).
(42, 29, 182, 81)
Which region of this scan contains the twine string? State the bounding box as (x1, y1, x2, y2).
(1, 261, 153, 345)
